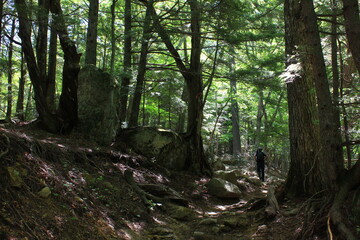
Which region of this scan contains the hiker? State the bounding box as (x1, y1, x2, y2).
(254, 147, 267, 182)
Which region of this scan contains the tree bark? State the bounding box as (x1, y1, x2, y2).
(0, 0, 3, 48)
(15, 0, 59, 131)
(50, 0, 81, 131)
(147, 0, 211, 174)
(297, 0, 343, 188)
(46, 20, 57, 112)
(331, 0, 343, 169)
(230, 78, 241, 156)
(16, 52, 26, 121)
(36, 0, 49, 95)
(110, 0, 118, 75)
(284, 0, 323, 196)
(338, 45, 353, 168)
(342, 0, 360, 75)
(129, 0, 152, 127)
(185, 0, 210, 174)
(119, 0, 132, 124)
(255, 87, 264, 148)
(85, 0, 99, 65)
(6, 18, 15, 121)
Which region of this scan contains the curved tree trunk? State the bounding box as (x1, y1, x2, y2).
(15, 0, 80, 133)
(146, 0, 211, 174)
(15, 0, 60, 132)
(50, 0, 81, 131)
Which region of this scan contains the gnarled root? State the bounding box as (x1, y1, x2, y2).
(0, 133, 10, 159)
(329, 159, 360, 240)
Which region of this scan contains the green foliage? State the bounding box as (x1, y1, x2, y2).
(2, 0, 292, 161)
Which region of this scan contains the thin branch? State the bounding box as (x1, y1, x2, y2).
(342, 140, 360, 146)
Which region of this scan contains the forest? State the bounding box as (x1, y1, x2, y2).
(0, 0, 359, 239)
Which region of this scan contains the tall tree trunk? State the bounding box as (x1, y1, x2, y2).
(331, 0, 343, 168)
(0, 0, 4, 48)
(85, 0, 99, 65)
(255, 87, 264, 148)
(119, 0, 132, 124)
(15, 0, 80, 132)
(15, 0, 59, 131)
(338, 43, 352, 169)
(129, 0, 152, 127)
(110, 0, 118, 75)
(6, 18, 16, 121)
(284, 0, 323, 196)
(36, 0, 49, 95)
(147, 0, 211, 174)
(184, 0, 208, 173)
(176, 25, 189, 133)
(25, 85, 33, 119)
(342, 0, 360, 75)
(16, 52, 26, 121)
(230, 78, 241, 156)
(46, 20, 57, 112)
(298, 0, 343, 188)
(101, 38, 107, 70)
(50, 0, 81, 131)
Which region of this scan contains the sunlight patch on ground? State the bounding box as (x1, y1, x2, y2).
(205, 211, 222, 217)
(117, 230, 134, 240)
(152, 216, 166, 225)
(214, 205, 228, 211)
(125, 221, 145, 233)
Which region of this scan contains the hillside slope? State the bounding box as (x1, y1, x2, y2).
(0, 125, 302, 240)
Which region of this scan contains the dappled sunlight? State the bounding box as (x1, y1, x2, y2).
(214, 205, 227, 211)
(204, 211, 222, 217)
(152, 216, 166, 225)
(125, 221, 146, 233)
(213, 199, 248, 212)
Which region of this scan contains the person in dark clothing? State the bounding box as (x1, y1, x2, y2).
(254, 147, 267, 182)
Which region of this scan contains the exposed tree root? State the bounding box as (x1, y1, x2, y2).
(298, 160, 360, 240)
(329, 159, 360, 240)
(123, 169, 163, 208)
(265, 185, 280, 217)
(0, 133, 10, 159)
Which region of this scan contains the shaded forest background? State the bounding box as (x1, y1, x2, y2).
(1, 0, 359, 165)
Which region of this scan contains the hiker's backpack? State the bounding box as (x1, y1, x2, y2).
(256, 151, 265, 162)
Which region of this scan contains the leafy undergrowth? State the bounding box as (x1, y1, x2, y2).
(0, 124, 309, 240)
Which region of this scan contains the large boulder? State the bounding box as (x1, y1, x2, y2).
(213, 170, 238, 185)
(120, 127, 187, 170)
(77, 65, 119, 145)
(205, 178, 241, 199)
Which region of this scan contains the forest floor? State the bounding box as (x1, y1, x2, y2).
(0, 124, 324, 240)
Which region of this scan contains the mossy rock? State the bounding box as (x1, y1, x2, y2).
(78, 64, 119, 145)
(120, 127, 187, 170)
